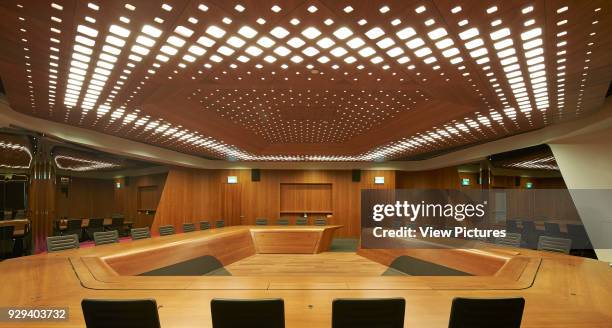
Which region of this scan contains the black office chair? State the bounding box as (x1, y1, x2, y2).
(200, 221, 211, 230)
(255, 218, 268, 226)
(64, 219, 83, 241)
(296, 217, 308, 225)
(183, 223, 196, 232)
(215, 220, 225, 228)
(521, 221, 539, 248)
(332, 298, 405, 328)
(566, 224, 592, 251)
(544, 222, 562, 237)
(448, 297, 525, 328)
(0, 226, 15, 259)
(159, 225, 175, 236)
(93, 230, 119, 246)
(506, 219, 519, 233)
(131, 227, 151, 240)
(86, 218, 105, 240)
(81, 299, 161, 328)
(277, 217, 289, 225)
(211, 298, 284, 328)
(107, 217, 125, 236)
(495, 233, 522, 248)
(537, 235, 572, 254)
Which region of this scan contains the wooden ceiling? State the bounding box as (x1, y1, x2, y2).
(0, 0, 610, 161)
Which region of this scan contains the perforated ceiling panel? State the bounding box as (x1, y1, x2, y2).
(0, 0, 610, 161)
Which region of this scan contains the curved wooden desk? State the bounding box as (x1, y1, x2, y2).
(1, 225, 611, 327)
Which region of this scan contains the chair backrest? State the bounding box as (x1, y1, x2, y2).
(215, 220, 225, 228)
(183, 223, 196, 232)
(47, 234, 79, 252)
(314, 217, 327, 226)
(88, 218, 104, 228)
(93, 230, 119, 246)
(131, 227, 151, 240)
(81, 299, 161, 328)
(67, 219, 82, 230)
(332, 298, 405, 328)
(159, 225, 175, 236)
(448, 297, 525, 328)
(537, 235, 571, 254)
(566, 224, 591, 249)
(277, 218, 289, 225)
(0, 226, 15, 240)
(295, 217, 308, 225)
(521, 220, 536, 232)
(506, 219, 519, 233)
(110, 217, 124, 228)
(211, 298, 284, 328)
(14, 210, 25, 219)
(544, 222, 561, 236)
(495, 233, 522, 248)
(200, 221, 210, 230)
(255, 218, 268, 225)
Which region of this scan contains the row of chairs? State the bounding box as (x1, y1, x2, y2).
(81, 296, 525, 328)
(255, 217, 327, 225)
(495, 233, 572, 254)
(506, 219, 592, 251)
(1, 209, 26, 220)
(59, 217, 127, 242)
(45, 219, 227, 252)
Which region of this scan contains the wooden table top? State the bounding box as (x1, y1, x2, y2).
(1, 225, 611, 328)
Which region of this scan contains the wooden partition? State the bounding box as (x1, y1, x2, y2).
(55, 177, 115, 218)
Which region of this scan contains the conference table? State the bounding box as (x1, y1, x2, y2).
(0, 225, 610, 327)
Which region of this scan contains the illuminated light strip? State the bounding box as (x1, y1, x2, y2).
(0, 141, 33, 169)
(63, 24, 98, 109)
(54, 155, 121, 171)
(520, 27, 549, 112)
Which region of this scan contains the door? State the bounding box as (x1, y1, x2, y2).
(222, 184, 242, 226)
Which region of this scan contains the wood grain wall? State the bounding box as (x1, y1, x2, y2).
(113, 174, 167, 228)
(153, 168, 395, 237)
(55, 177, 115, 219)
(397, 167, 460, 189)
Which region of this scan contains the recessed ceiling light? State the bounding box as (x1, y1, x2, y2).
(415, 5, 426, 13)
(324, 19, 334, 26)
(522, 6, 534, 14)
(188, 45, 206, 56)
(435, 38, 453, 49)
(257, 36, 275, 48)
(206, 25, 226, 38)
(427, 27, 447, 40)
(343, 6, 353, 13)
(196, 36, 215, 47)
(302, 46, 319, 56)
(458, 27, 479, 40)
(391, 19, 401, 26)
(370, 56, 383, 64)
(414, 47, 432, 57)
(227, 36, 246, 48)
(237, 55, 250, 63)
(77, 25, 98, 38)
(174, 26, 194, 37)
(346, 37, 365, 49)
(160, 45, 178, 56)
(405, 37, 424, 49)
(465, 38, 483, 49)
(451, 6, 462, 13)
(386, 47, 403, 57)
(486, 6, 498, 14)
(358, 46, 375, 57)
(290, 55, 303, 63)
(396, 27, 416, 40)
(379, 6, 390, 13)
(263, 55, 276, 63)
(344, 56, 356, 64)
(198, 4, 208, 11)
(222, 17, 232, 25)
(271, 5, 281, 13)
(161, 3, 172, 11)
(442, 48, 459, 58)
(521, 27, 542, 40)
(142, 25, 162, 38)
(109, 24, 130, 38)
(238, 25, 258, 39)
(256, 18, 266, 25)
(217, 46, 234, 56)
(273, 46, 291, 56)
(167, 36, 186, 47)
(302, 27, 321, 39)
(287, 37, 305, 48)
(234, 4, 245, 12)
(376, 37, 395, 49)
(316, 37, 335, 49)
(317, 56, 330, 63)
(307, 5, 318, 13)
(290, 18, 300, 25)
(330, 47, 348, 57)
(210, 54, 223, 62)
(365, 27, 385, 39)
(270, 26, 290, 39)
(245, 46, 263, 56)
(333, 27, 353, 40)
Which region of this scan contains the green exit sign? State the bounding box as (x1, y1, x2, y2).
(526, 182, 534, 189)
(461, 178, 470, 186)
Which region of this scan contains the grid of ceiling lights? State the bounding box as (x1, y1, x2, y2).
(12, 1, 600, 161)
(53, 154, 121, 171)
(0, 140, 33, 169)
(503, 155, 558, 171)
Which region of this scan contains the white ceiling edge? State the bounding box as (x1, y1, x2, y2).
(2, 97, 611, 171)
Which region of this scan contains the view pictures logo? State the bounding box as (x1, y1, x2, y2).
(372, 200, 487, 222)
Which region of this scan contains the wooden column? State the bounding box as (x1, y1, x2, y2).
(28, 138, 56, 253)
